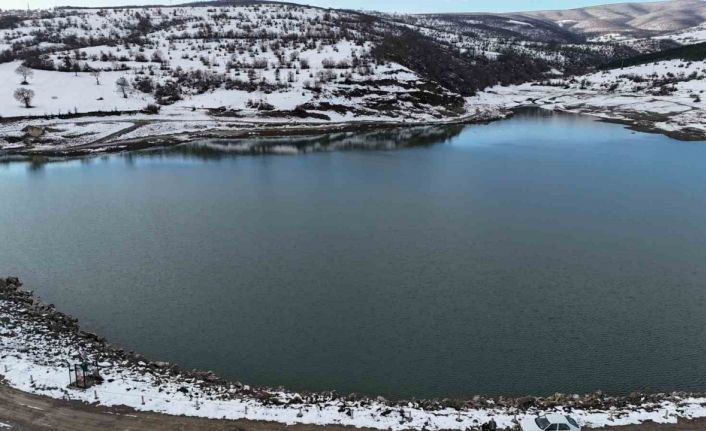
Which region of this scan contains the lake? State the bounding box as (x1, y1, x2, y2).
(2, 109, 706, 400)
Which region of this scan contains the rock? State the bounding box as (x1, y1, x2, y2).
(22, 126, 45, 139)
(516, 396, 536, 409)
(204, 372, 221, 383)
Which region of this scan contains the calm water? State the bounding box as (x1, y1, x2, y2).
(2, 110, 706, 399)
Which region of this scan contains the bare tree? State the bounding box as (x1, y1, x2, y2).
(115, 76, 130, 98)
(14, 87, 35, 108)
(15, 65, 33, 85)
(90, 70, 101, 85)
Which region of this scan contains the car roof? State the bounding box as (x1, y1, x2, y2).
(543, 414, 576, 425)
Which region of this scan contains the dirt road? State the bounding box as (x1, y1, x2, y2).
(0, 383, 704, 431)
(0, 383, 367, 431)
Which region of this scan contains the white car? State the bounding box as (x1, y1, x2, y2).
(520, 414, 581, 431)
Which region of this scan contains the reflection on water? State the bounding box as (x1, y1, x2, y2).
(4, 107, 580, 172)
(128, 124, 466, 161)
(1, 124, 466, 171)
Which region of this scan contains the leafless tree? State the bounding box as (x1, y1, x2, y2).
(14, 87, 35, 108)
(115, 76, 130, 98)
(15, 65, 33, 85)
(90, 70, 101, 85)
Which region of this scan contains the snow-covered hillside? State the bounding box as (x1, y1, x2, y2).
(473, 58, 706, 139)
(655, 23, 706, 45)
(0, 3, 478, 148)
(0, 0, 705, 154)
(0, 1, 582, 153)
(521, 0, 706, 36)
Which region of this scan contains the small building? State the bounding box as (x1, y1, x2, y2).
(68, 359, 103, 389)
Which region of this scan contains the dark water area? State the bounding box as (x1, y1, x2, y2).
(2, 110, 706, 400)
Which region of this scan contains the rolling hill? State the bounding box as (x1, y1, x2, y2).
(518, 0, 706, 36)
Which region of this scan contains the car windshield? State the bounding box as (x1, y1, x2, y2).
(565, 416, 579, 428)
(535, 417, 551, 429)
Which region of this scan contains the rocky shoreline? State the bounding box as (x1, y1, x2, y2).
(2, 105, 703, 167)
(2, 276, 706, 430)
(0, 107, 507, 162)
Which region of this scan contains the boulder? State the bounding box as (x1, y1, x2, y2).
(22, 126, 45, 138)
(516, 396, 537, 409)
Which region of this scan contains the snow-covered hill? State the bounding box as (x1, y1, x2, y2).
(520, 0, 706, 36)
(473, 57, 706, 139)
(0, 0, 705, 154)
(0, 4, 468, 120)
(0, 1, 578, 152)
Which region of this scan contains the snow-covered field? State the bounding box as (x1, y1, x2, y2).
(2, 278, 706, 431)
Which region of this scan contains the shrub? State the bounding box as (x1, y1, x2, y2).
(134, 76, 154, 94)
(154, 80, 181, 105)
(143, 103, 161, 114)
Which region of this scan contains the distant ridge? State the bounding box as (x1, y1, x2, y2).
(44, 0, 706, 38)
(57, 1, 271, 10)
(517, 0, 706, 36)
